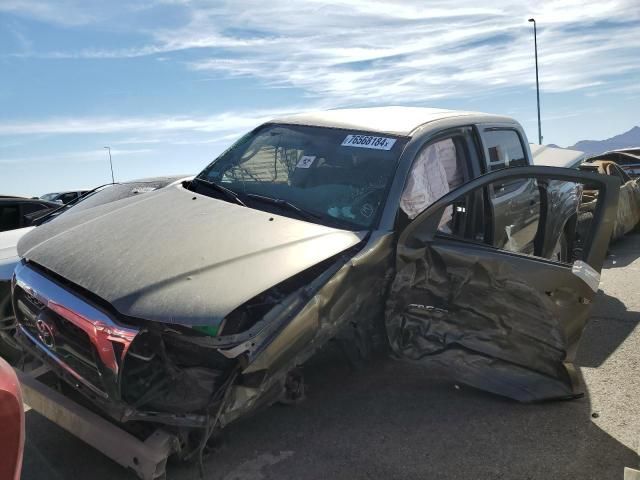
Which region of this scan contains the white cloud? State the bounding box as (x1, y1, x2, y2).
(0, 148, 152, 165)
(3, 0, 640, 109)
(0, 107, 304, 136)
(175, 0, 640, 102)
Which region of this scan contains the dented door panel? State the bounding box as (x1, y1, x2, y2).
(386, 166, 619, 402)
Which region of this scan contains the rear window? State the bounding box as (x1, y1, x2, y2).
(483, 129, 530, 198)
(59, 192, 78, 203)
(483, 129, 528, 171)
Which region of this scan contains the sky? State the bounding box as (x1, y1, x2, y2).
(1, 0, 639, 197)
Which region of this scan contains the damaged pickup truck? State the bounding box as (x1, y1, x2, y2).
(11, 107, 619, 478)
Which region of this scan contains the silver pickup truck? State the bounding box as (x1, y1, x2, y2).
(10, 107, 619, 479)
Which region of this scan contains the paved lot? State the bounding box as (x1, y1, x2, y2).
(22, 235, 640, 480)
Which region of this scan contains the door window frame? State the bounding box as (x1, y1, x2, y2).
(477, 125, 532, 174)
(398, 166, 619, 273)
(393, 126, 480, 229)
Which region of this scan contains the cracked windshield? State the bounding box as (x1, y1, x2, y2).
(196, 124, 408, 228)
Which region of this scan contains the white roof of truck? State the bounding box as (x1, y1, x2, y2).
(271, 106, 513, 136)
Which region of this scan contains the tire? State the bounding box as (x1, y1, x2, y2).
(0, 292, 22, 364)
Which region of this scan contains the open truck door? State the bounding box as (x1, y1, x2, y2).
(386, 166, 620, 402)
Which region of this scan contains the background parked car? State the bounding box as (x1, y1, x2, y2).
(0, 197, 59, 233)
(579, 160, 640, 240)
(39, 190, 89, 204)
(529, 144, 587, 168)
(585, 148, 640, 178)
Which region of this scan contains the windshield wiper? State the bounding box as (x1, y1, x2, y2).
(246, 193, 322, 222)
(193, 177, 246, 207)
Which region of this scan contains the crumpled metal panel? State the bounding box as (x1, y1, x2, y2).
(614, 180, 640, 238)
(580, 160, 640, 240)
(581, 180, 639, 240)
(17, 185, 364, 326)
(221, 232, 395, 425)
(386, 242, 586, 403)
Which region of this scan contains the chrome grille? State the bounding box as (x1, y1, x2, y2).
(13, 263, 139, 399)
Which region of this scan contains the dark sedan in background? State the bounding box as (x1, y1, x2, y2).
(0, 198, 60, 233)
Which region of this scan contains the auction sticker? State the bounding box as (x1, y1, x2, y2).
(296, 155, 316, 168)
(341, 134, 396, 150)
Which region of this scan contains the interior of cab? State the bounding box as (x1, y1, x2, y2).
(397, 128, 597, 264)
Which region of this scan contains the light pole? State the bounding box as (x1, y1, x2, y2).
(103, 146, 115, 183)
(528, 18, 542, 144)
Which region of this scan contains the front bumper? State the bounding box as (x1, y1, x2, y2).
(12, 262, 211, 427)
(17, 364, 178, 480)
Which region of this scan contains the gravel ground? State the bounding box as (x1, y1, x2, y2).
(21, 234, 640, 480)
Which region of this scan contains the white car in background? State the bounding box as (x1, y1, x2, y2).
(0, 227, 35, 280)
(529, 143, 587, 168)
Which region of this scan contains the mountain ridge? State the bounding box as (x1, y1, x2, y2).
(569, 126, 640, 155)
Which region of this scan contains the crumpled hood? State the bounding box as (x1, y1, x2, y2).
(18, 185, 365, 325)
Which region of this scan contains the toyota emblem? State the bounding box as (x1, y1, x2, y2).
(35, 318, 56, 349)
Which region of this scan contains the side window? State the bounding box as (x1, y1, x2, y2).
(483, 129, 528, 172)
(0, 206, 21, 232)
(400, 136, 468, 223)
(435, 174, 594, 265)
(21, 203, 51, 216)
(21, 202, 53, 225)
(60, 192, 78, 204)
(482, 129, 529, 201)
